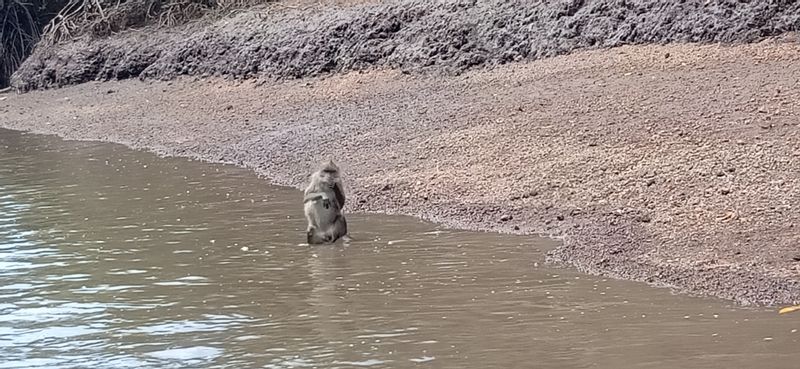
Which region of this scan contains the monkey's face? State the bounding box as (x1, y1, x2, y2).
(318, 170, 338, 184)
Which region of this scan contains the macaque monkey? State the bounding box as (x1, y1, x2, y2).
(303, 160, 348, 244)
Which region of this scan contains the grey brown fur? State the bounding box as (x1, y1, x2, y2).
(303, 160, 348, 244)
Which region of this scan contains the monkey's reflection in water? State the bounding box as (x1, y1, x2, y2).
(305, 245, 361, 360)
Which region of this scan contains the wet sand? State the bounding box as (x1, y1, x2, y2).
(2, 41, 799, 306)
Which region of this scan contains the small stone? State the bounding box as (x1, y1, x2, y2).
(556, 215, 565, 221)
(380, 184, 392, 191)
(107, 89, 115, 94)
(513, 225, 520, 231)
(720, 188, 731, 195)
(226, 105, 234, 110)
(646, 178, 656, 186)
(792, 255, 800, 262)
(500, 214, 513, 222)
(664, 52, 670, 59)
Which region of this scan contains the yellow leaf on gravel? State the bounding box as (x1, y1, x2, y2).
(778, 305, 800, 314)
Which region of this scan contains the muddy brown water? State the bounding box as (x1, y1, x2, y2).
(0, 128, 798, 369)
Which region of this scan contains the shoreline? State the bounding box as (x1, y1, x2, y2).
(2, 42, 800, 306)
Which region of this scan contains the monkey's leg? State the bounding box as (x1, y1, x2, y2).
(306, 229, 315, 244)
(329, 215, 348, 243)
(307, 227, 326, 245)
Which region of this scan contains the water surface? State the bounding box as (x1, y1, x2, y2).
(0, 128, 797, 368)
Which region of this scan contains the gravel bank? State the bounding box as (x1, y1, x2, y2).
(3, 41, 800, 306)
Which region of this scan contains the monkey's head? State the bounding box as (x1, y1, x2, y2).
(320, 159, 339, 174)
(311, 159, 340, 185)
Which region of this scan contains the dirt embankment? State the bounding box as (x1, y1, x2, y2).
(11, 0, 800, 91)
(2, 40, 800, 306)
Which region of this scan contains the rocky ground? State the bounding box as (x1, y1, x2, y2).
(2, 40, 799, 306)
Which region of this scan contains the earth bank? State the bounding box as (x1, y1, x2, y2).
(10, 0, 800, 91)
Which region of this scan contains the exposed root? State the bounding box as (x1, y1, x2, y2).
(40, 0, 274, 45)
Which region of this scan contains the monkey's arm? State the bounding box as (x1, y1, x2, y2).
(303, 192, 329, 203)
(333, 183, 346, 208)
